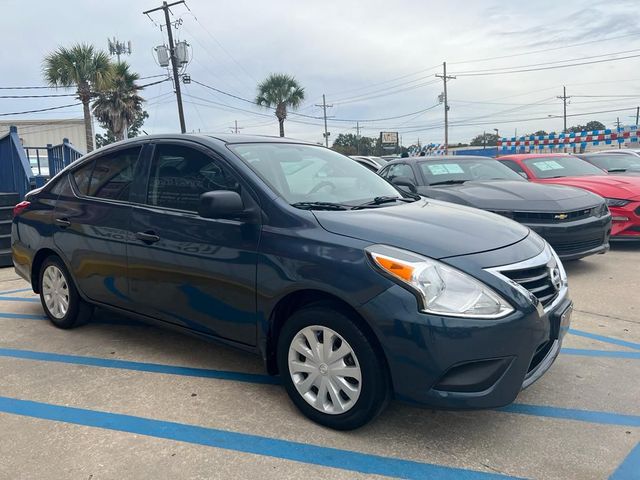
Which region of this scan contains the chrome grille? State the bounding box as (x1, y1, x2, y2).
(500, 265, 559, 308)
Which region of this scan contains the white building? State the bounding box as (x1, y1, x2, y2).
(0, 118, 88, 152)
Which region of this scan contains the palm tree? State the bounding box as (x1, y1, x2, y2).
(92, 62, 144, 142)
(255, 74, 305, 137)
(43, 43, 113, 152)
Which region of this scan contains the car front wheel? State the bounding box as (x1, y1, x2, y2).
(277, 304, 390, 430)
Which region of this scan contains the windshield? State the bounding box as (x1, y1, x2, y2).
(228, 143, 401, 204)
(419, 158, 525, 184)
(523, 156, 604, 178)
(582, 154, 640, 171)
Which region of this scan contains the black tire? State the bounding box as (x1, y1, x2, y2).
(277, 303, 390, 430)
(39, 256, 93, 329)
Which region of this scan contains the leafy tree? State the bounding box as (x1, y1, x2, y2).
(568, 121, 606, 133)
(470, 133, 499, 146)
(92, 62, 143, 142)
(43, 43, 113, 152)
(255, 74, 305, 137)
(95, 109, 148, 148)
(533, 130, 548, 136)
(332, 133, 376, 155)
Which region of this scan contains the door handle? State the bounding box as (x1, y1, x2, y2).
(135, 231, 160, 244)
(55, 217, 71, 228)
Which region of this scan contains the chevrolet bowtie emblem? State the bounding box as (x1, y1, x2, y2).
(554, 213, 568, 220)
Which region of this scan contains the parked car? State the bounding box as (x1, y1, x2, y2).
(13, 135, 572, 430)
(379, 156, 611, 260)
(575, 152, 640, 175)
(349, 155, 388, 172)
(499, 153, 640, 240)
(596, 148, 640, 158)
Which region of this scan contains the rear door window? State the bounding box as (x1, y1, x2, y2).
(71, 147, 141, 201)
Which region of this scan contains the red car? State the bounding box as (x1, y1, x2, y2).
(498, 154, 640, 240)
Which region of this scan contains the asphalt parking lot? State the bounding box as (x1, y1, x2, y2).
(0, 246, 638, 480)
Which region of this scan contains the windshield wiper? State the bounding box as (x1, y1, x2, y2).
(351, 196, 412, 210)
(291, 201, 349, 211)
(607, 168, 627, 172)
(429, 179, 468, 186)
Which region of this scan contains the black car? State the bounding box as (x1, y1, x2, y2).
(349, 156, 388, 172)
(574, 152, 640, 175)
(379, 155, 611, 260)
(12, 135, 572, 430)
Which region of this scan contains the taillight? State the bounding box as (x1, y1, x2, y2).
(13, 201, 31, 217)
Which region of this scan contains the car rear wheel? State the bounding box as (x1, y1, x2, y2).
(39, 256, 93, 329)
(277, 303, 390, 430)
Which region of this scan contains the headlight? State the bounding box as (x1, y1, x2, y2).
(596, 203, 610, 217)
(366, 245, 514, 319)
(605, 198, 630, 207)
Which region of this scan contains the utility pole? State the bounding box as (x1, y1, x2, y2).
(436, 62, 456, 154)
(615, 117, 623, 148)
(483, 130, 486, 150)
(143, 1, 187, 134)
(557, 86, 571, 134)
(636, 107, 639, 127)
(315, 94, 333, 147)
(231, 120, 244, 134)
(355, 121, 361, 154)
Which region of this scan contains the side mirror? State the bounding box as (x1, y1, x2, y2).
(518, 171, 528, 179)
(391, 176, 417, 193)
(198, 190, 245, 219)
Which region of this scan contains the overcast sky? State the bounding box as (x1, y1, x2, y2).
(2, 0, 640, 146)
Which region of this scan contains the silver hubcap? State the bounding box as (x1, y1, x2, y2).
(42, 265, 69, 319)
(288, 325, 362, 415)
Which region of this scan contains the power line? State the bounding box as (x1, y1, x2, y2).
(326, 64, 441, 98)
(0, 93, 75, 98)
(331, 79, 440, 105)
(453, 53, 640, 77)
(0, 85, 57, 90)
(397, 106, 640, 134)
(452, 48, 640, 74)
(0, 103, 82, 117)
(191, 78, 439, 123)
(449, 34, 640, 65)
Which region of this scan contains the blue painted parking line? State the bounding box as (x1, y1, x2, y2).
(0, 288, 32, 296)
(569, 329, 640, 351)
(0, 312, 45, 320)
(562, 348, 640, 360)
(0, 296, 38, 303)
(610, 442, 640, 480)
(499, 404, 640, 428)
(0, 311, 142, 326)
(0, 396, 515, 480)
(0, 347, 278, 385)
(2, 345, 639, 429)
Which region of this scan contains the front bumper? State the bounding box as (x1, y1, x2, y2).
(609, 201, 640, 239)
(359, 241, 572, 410)
(360, 285, 571, 409)
(525, 214, 611, 260)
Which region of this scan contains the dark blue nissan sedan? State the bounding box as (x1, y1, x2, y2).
(11, 135, 572, 430)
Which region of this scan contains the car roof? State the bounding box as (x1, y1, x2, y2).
(385, 155, 496, 165)
(498, 153, 572, 160)
(105, 133, 316, 147)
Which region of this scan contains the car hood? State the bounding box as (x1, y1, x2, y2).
(312, 198, 531, 260)
(418, 180, 603, 212)
(538, 175, 640, 200)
